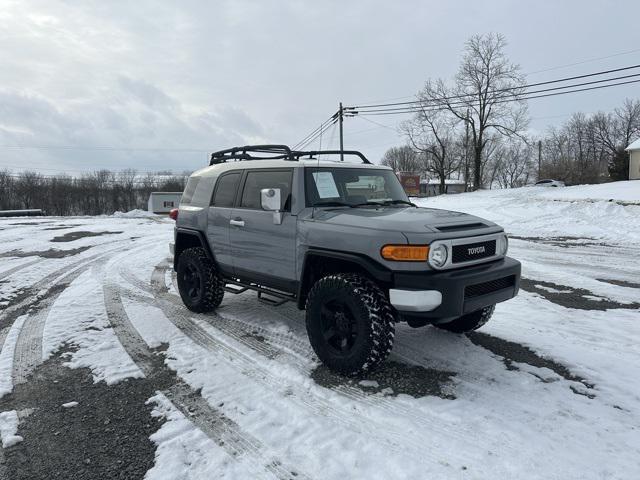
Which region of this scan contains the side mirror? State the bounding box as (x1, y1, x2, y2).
(260, 188, 283, 225)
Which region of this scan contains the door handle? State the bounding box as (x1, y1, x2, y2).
(230, 218, 245, 227)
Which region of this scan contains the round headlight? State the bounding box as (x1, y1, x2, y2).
(497, 234, 509, 255)
(428, 243, 448, 268)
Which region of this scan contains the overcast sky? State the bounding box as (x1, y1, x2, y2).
(1, 0, 639, 175)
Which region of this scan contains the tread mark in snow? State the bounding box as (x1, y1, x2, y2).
(0, 259, 40, 281)
(7, 239, 162, 388)
(102, 280, 311, 480)
(141, 263, 503, 462)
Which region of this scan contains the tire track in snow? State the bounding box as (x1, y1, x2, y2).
(140, 263, 509, 464)
(0, 238, 148, 329)
(101, 273, 311, 480)
(0, 259, 40, 282)
(8, 238, 163, 387)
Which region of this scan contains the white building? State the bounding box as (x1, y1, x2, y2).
(625, 138, 640, 180)
(148, 192, 182, 213)
(419, 179, 467, 196)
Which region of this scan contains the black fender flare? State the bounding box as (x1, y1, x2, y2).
(297, 248, 392, 308)
(173, 228, 216, 271)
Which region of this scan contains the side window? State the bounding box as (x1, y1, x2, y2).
(211, 172, 241, 207)
(181, 177, 200, 204)
(240, 170, 292, 211)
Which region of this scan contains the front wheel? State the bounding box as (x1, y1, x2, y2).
(176, 247, 224, 312)
(434, 305, 495, 333)
(305, 274, 395, 375)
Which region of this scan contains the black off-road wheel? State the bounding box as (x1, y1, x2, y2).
(305, 274, 395, 375)
(176, 247, 224, 313)
(434, 305, 495, 333)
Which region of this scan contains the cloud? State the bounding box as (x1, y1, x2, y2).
(0, 0, 639, 173)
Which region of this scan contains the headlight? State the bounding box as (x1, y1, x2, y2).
(428, 243, 448, 268)
(497, 234, 509, 256)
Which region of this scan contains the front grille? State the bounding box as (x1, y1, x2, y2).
(465, 276, 515, 299)
(452, 240, 496, 263)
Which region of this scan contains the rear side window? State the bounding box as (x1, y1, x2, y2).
(240, 170, 292, 211)
(211, 172, 241, 207)
(181, 177, 201, 204)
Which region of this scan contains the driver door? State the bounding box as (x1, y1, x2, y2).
(229, 169, 297, 292)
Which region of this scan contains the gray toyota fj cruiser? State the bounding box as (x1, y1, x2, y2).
(172, 145, 521, 374)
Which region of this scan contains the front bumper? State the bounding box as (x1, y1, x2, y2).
(390, 257, 521, 321)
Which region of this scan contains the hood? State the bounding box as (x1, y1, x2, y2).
(307, 206, 497, 235)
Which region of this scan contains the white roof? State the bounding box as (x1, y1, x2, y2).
(626, 138, 640, 151)
(192, 159, 391, 178)
(420, 179, 466, 185)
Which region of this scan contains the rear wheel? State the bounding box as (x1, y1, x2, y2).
(176, 247, 224, 312)
(305, 274, 395, 375)
(434, 305, 495, 333)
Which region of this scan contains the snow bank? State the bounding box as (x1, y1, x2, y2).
(415, 181, 640, 242)
(537, 180, 640, 203)
(112, 209, 158, 218)
(0, 410, 23, 448)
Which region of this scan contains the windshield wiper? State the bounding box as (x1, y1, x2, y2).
(351, 200, 417, 208)
(312, 201, 354, 208)
(380, 199, 417, 207)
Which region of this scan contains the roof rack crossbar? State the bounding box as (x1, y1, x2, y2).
(209, 144, 371, 165)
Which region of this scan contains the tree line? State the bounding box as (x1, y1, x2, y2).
(0, 169, 189, 215)
(381, 33, 640, 192)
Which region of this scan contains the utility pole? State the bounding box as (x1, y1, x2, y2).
(463, 109, 470, 191)
(339, 102, 344, 161)
(538, 140, 542, 179)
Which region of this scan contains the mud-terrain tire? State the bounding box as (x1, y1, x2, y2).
(305, 274, 395, 375)
(176, 247, 224, 312)
(434, 305, 495, 333)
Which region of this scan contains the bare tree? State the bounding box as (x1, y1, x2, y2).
(380, 145, 420, 172)
(495, 140, 535, 188)
(402, 109, 460, 194)
(419, 33, 529, 190)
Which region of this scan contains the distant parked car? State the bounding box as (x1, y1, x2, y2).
(534, 179, 565, 187)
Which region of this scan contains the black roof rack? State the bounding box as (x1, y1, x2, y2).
(209, 144, 371, 165)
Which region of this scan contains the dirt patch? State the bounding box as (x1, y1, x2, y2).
(51, 231, 123, 242)
(0, 246, 91, 259)
(311, 361, 456, 399)
(509, 235, 613, 248)
(519, 278, 640, 311)
(0, 283, 70, 329)
(467, 331, 595, 396)
(596, 278, 640, 289)
(0, 349, 170, 480)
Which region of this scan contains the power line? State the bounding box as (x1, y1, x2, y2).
(526, 48, 640, 75)
(293, 112, 339, 150)
(350, 63, 640, 110)
(349, 51, 640, 105)
(352, 77, 640, 116)
(295, 116, 339, 150)
(352, 72, 640, 114)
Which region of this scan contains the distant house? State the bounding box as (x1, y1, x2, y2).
(625, 139, 640, 180)
(419, 179, 467, 196)
(148, 192, 182, 214)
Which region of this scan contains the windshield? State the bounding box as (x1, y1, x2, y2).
(304, 167, 410, 207)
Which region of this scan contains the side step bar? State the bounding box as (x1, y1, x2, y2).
(223, 278, 296, 307)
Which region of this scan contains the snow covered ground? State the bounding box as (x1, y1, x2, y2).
(1, 182, 639, 479)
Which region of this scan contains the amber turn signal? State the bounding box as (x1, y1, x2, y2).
(380, 244, 429, 261)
